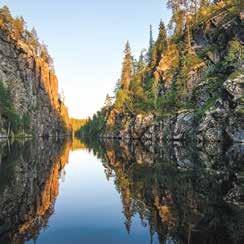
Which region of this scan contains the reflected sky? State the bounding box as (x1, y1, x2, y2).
(27, 149, 157, 244)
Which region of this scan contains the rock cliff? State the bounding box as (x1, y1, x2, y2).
(98, 7, 244, 145)
(102, 68, 243, 144)
(0, 7, 70, 138)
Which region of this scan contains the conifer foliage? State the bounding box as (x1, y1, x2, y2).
(121, 41, 133, 91)
(79, 0, 243, 136)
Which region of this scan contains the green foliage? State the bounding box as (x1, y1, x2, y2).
(21, 113, 31, 132)
(114, 89, 130, 110)
(194, 95, 218, 122)
(0, 81, 31, 134)
(0, 6, 54, 69)
(156, 89, 185, 115)
(120, 41, 133, 91)
(78, 111, 106, 137)
(81, 0, 242, 137)
(0, 81, 21, 133)
(151, 21, 168, 67)
(223, 39, 244, 68)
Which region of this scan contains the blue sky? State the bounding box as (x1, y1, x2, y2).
(1, 0, 170, 118)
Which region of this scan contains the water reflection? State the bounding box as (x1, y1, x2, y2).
(0, 138, 71, 243)
(0, 137, 243, 244)
(84, 138, 244, 244)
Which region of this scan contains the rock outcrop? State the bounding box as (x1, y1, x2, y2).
(0, 8, 70, 137)
(197, 69, 244, 143)
(101, 66, 243, 145)
(99, 12, 244, 145)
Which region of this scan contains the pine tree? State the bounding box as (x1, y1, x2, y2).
(149, 24, 154, 54)
(137, 49, 147, 72)
(104, 94, 113, 108)
(167, 0, 186, 37)
(31, 27, 38, 41)
(151, 21, 168, 67)
(147, 25, 155, 63)
(13, 16, 25, 39)
(0, 5, 12, 22)
(120, 41, 133, 91)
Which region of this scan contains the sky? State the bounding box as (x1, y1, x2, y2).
(1, 0, 171, 119)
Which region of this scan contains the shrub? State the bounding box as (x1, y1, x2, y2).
(0, 80, 21, 133)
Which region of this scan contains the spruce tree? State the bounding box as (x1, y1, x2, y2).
(151, 21, 168, 67)
(147, 25, 155, 64)
(31, 27, 38, 41)
(0, 5, 12, 22)
(120, 41, 133, 91)
(137, 49, 146, 72)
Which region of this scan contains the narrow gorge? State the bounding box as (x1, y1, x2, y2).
(0, 1, 243, 244)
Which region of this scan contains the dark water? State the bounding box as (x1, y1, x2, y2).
(0, 138, 243, 244)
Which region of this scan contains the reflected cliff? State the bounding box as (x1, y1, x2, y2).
(83, 138, 244, 244)
(0, 138, 72, 243)
(0, 137, 244, 244)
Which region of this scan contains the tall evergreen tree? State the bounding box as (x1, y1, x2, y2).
(120, 41, 133, 90)
(147, 25, 155, 63)
(149, 24, 154, 54)
(167, 0, 186, 37)
(0, 5, 12, 23)
(151, 21, 168, 67)
(31, 27, 38, 41)
(137, 49, 147, 72)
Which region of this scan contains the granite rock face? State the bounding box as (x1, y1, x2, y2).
(99, 13, 243, 146)
(0, 27, 70, 137)
(101, 69, 243, 145)
(197, 70, 244, 143)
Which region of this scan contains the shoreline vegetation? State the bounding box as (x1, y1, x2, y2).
(78, 0, 243, 145)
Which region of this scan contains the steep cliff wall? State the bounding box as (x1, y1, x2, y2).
(0, 7, 70, 137)
(102, 68, 243, 144)
(97, 7, 243, 145)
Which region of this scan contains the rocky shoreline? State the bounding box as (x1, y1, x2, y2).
(101, 68, 243, 145)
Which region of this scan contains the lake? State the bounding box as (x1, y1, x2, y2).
(0, 138, 243, 244)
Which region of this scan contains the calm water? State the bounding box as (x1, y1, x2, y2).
(0, 138, 243, 244)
